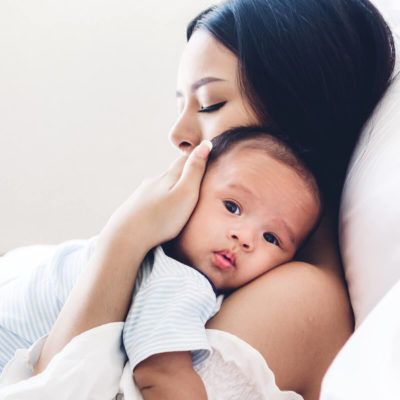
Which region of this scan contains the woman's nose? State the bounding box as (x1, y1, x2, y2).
(228, 228, 255, 251)
(168, 110, 202, 152)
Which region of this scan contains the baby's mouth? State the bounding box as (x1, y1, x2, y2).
(213, 250, 236, 269)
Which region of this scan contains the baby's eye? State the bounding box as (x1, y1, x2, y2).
(224, 200, 240, 215)
(263, 233, 279, 246)
(198, 101, 226, 113)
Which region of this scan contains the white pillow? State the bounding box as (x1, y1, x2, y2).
(320, 279, 400, 399)
(339, 46, 400, 327)
(372, 0, 400, 57)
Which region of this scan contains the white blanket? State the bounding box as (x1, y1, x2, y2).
(0, 325, 302, 400)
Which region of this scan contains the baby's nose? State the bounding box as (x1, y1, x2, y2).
(228, 228, 255, 251)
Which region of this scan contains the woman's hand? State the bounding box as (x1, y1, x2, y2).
(33, 141, 212, 376)
(101, 140, 212, 252)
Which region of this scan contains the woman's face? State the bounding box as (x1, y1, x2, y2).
(169, 29, 259, 152)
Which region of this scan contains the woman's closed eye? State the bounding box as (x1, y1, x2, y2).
(263, 232, 279, 247)
(198, 101, 226, 113)
(224, 200, 240, 215)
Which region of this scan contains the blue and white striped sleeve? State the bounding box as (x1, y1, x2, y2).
(123, 247, 221, 371)
(0, 327, 31, 372)
(0, 238, 97, 373)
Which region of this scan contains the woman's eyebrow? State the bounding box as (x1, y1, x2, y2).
(176, 77, 225, 97)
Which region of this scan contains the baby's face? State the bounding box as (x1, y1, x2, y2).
(171, 145, 320, 291)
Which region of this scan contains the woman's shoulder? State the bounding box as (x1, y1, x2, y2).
(206, 260, 353, 400)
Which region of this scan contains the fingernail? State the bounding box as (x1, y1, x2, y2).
(194, 140, 213, 159)
(202, 140, 213, 151)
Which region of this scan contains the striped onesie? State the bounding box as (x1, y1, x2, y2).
(0, 238, 223, 373)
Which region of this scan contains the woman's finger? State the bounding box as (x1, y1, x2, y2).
(162, 152, 189, 186)
(177, 140, 212, 190)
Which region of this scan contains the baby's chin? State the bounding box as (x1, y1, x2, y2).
(163, 243, 234, 294)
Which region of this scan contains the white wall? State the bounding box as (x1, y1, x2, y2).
(0, 0, 216, 253)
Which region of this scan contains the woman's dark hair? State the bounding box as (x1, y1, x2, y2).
(187, 0, 395, 205)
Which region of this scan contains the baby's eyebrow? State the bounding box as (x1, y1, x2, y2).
(176, 77, 226, 97)
(227, 182, 256, 198)
(277, 219, 296, 247)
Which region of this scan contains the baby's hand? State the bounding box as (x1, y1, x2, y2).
(101, 141, 212, 252)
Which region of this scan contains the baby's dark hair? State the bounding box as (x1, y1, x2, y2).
(208, 126, 322, 209)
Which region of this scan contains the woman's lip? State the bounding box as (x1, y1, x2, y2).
(213, 252, 235, 270)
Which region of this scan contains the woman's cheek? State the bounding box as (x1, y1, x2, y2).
(201, 117, 226, 141)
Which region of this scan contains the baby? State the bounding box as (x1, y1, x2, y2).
(0, 126, 321, 399)
(126, 126, 322, 398)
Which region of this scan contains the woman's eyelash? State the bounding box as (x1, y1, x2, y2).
(198, 101, 227, 113)
(263, 232, 280, 247)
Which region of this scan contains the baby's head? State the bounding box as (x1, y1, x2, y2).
(168, 126, 322, 292)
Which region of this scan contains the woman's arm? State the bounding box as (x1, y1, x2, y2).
(206, 212, 353, 400)
(33, 141, 212, 375)
(296, 208, 343, 271)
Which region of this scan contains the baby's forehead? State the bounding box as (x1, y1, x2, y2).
(206, 141, 322, 212)
(206, 144, 298, 191)
(205, 145, 321, 246)
(207, 141, 296, 176)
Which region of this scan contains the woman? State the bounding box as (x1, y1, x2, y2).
(23, 0, 395, 399)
